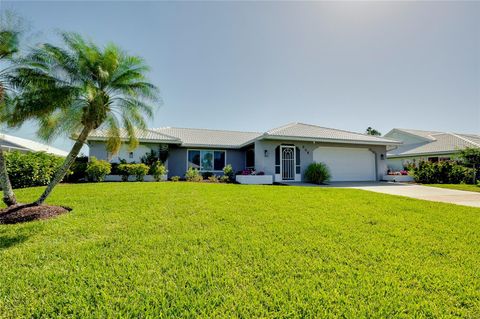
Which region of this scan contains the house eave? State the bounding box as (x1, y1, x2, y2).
(86, 137, 181, 144)
(257, 135, 401, 146)
(387, 150, 459, 158)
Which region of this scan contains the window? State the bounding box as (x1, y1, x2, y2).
(246, 149, 255, 169)
(188, 150, 200, 169)
(129, 152, 134, 159)
(439, 157, 450, 162)
(428, 157, 439, 163)
(188, 150, 226, 171)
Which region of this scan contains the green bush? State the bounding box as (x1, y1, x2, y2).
(171, 176, 180, 182)
(117, 163, 149, 182)
(151, 161, 168, 182)
(413, 161, 473, 184)
(118, 163, 131, 181)
(304, 162, 331, 185)
(5, 151, 65, 189)
(185, 167, 203, 182)
(219, 175, 230, 183)
(223, 164, 234, 182)
(64, 156, 89, 182)
(86, 157, 111, 182)
(207, 175, 219, 183)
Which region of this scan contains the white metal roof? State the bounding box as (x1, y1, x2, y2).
(152, 127, 262, 148)
(0, 133, 69, 157)
(262, 122, 400, 145)
(88, 128, 181, 144)
(387, 128, 480, 158)
(87, 122, 401, 148)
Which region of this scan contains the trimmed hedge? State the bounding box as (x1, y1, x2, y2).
(86, 157, 111, 182)
(5, 151, 64, 189)
(413, 161, 473, 184)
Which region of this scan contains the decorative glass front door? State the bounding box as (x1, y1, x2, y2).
(281, 146, 295, 180)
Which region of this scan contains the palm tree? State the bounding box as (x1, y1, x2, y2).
(0, 13, 22, 207)
(11, 32, 160, 205)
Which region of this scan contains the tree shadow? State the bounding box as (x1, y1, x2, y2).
(0, 233, 29, 250)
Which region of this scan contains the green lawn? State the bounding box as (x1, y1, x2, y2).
(1, 183, 479, 318)
(427, 183, 480, 193)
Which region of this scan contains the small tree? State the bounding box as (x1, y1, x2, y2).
(459, 147, 480, 184)
(11, 32, 160, 205)
(366, 127, 382, 136)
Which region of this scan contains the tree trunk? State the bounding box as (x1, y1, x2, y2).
(34, 125, 92, 205)
(0, 147, 17, 206)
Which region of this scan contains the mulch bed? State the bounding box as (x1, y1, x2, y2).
(0, 204, 71, 224)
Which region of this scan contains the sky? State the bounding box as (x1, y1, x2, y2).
(1, 1, 479, 152)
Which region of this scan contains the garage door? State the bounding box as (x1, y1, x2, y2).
(312, 147, 376, 182)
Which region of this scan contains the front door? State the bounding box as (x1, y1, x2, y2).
(281, 146, 295, 180)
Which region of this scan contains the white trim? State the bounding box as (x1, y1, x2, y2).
(186, 148, 227, 172)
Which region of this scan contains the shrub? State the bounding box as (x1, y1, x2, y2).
(171, 176, 180, 182)
(223, 164, 234, 182)
(202, 172, 214, 180)
(64, 156, 88, 182)
(151, 161, 168, 181)
(130, 164, 149, 181)
(185, 167, 203, 182)
(304, 162, 331, 185)
(413, 161, 473, 184)
(118, 163, 131, 181)
(219, 175, 230, 183)
(86, 157, 111, 182)
(5, 151, 64, 189)
(207, 175, 219, 183)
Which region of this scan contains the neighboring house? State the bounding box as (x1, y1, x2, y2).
(87, 122, 399, 182)
(0, 133, 69, 157)
(384, 128, 480, 170)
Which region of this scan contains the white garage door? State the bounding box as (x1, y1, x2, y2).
(312, 146, 376, 182)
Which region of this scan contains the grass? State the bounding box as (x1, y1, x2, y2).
(0, 183, 479, 318)
(427, 183, 480, 193)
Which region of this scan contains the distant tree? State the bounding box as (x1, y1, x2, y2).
(459, 147, 480, 184)
(366, 127, 382, 136)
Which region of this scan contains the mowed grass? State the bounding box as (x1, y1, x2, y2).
(427, 184, 480, 193)
(0, 183, 479, 318)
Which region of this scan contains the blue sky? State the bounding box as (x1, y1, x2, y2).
(1, 1, 479, 152)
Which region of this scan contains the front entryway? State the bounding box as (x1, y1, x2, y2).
(281, 146, 295, 181)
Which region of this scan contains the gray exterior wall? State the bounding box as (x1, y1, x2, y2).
(254, 139, 388, 181)
(167, 145, 246, 178)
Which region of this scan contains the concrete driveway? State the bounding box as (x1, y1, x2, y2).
(318, 182, 480, 208)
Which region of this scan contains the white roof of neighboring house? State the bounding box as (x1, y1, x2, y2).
(152, 127, 262, 148)
(386, 128, 480, 158)
(262, 122, 400, 145)
(0, 133, 69, 157)
(86, 122, 400, 148)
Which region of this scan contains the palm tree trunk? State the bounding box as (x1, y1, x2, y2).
(0, 147, 16, 206)
(34, 125, 92, 205)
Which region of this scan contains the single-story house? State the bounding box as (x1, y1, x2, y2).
(0, 133, 69, 157)
(87, 122, 400, 182)
(384, 128, 480, 170)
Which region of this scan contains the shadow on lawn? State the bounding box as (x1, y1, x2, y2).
(0, 232, 29, 250)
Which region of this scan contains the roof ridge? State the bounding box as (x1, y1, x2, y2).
(282, 122, 395, 141)
(154, 126, 262, 135)
(265, 122, 300, 134)
(449, 132, 480, 148)
(142, 127, 181, 141)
